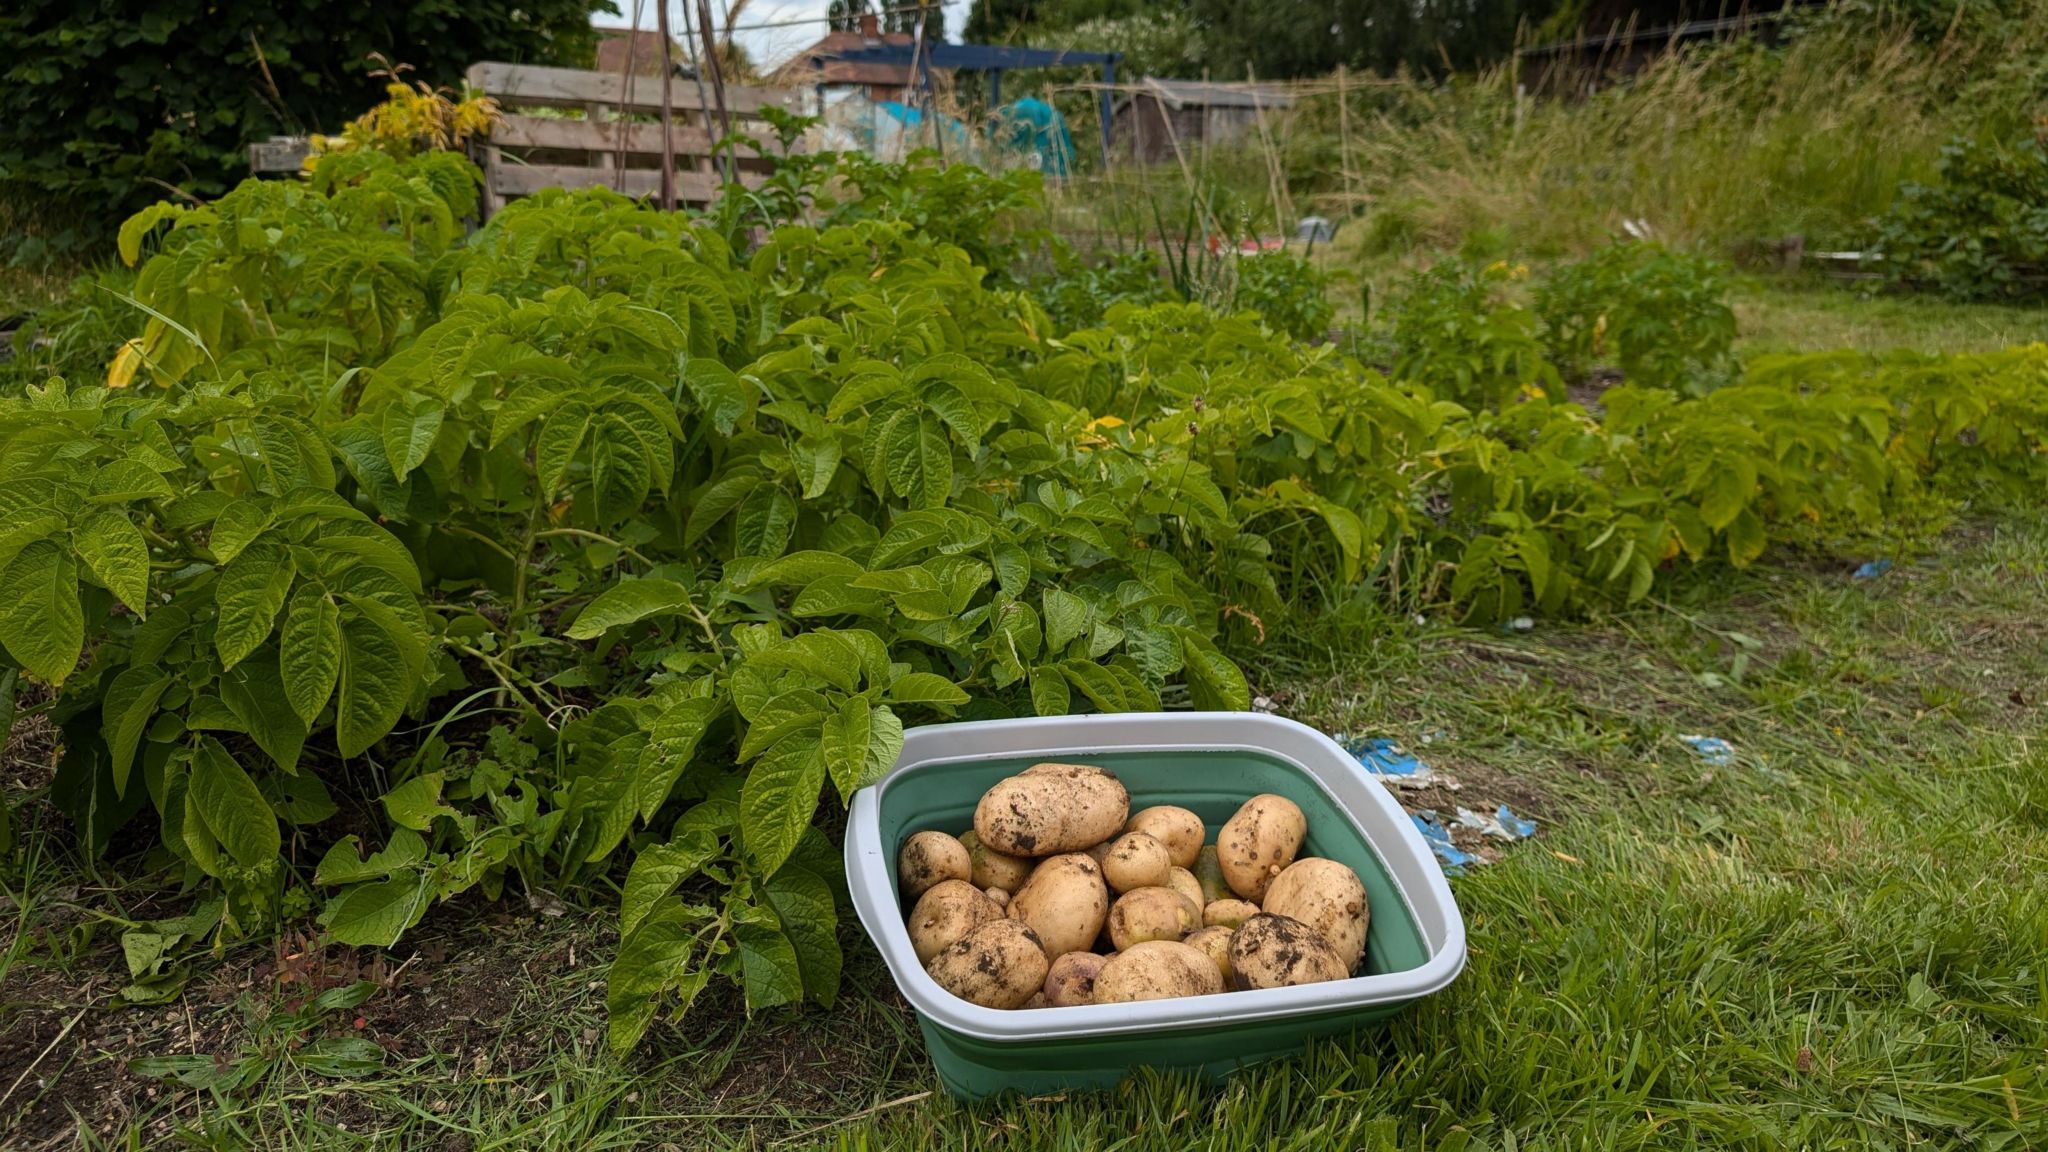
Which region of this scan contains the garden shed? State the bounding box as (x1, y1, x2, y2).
(1111, 77, 1294, 164)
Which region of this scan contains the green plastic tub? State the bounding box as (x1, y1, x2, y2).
(844, 712, 1467, 1099)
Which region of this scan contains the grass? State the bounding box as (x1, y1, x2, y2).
(1733, 279, 2048, 356)
(5, 494, 2045, 1148)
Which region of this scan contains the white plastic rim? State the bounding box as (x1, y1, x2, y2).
(844, 712, 1469, 1043)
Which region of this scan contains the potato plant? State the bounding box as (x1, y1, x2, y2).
(2, 136, 2046, 1051)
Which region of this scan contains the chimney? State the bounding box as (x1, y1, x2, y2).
(859, 13, 880, 40)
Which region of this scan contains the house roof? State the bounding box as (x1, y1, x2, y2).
(771, 28, 942, 88)
(1137, 77, 1294, 110)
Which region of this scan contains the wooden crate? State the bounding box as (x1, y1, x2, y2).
(464, 62, 804, 216)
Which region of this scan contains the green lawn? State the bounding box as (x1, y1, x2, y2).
(1734, 279, 2048, 356)
(5, 498, 2044, 1148)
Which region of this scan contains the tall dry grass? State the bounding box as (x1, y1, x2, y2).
(1329, 11, 2048, 261)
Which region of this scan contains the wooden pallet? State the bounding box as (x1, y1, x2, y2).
(465, 62, 804, 216)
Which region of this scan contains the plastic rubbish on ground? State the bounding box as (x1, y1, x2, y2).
(1410, 812, 1477, 876)
(1345, 737, 1438, 788)
(1852, 558, 1893, 580)
(1678, 734, 1735, 766)
(1456, 804, 1537, 841)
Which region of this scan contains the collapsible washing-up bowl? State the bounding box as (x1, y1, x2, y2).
(844, 712, 1467, 1099)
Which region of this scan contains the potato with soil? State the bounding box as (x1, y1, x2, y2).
(1092, 940, 1225, 1003)
(1009, 853, 1110, 960)
(1043, 951, 1109, 1007)
(1106, 886, 1198, 951)
(1203, 898, 1260, 930)
(974, 763, 1129, 857)
(1217, 794, 1306, 902)
(1261, 858, 1370, 973)
(927, 920, 1050, 1009)
(1100, 832, 1171, 894)
(898, 830, 971, 900)
(1228, 913, 1350, 990)
(958, 830, 1035, 892)
(1124, 805, 1205, 869)
(908, 879, 1004, 966)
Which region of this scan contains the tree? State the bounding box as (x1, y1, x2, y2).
(0, 0, 613, 257)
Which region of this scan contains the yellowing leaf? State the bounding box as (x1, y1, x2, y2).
(107, 339, 146, 389)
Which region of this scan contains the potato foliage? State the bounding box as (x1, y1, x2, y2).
(2, 137, 2046, 1050)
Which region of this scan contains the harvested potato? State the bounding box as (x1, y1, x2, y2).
(1124, 805, 1204, 868)
(1022, 992, 1050, 1010)
(1093, 940, 1224, 1002)
(1084, 840, 1116, 866)
(928, 920, 1050, 1009)
(1010, 853, 1110, 959)
(1203, 898, 1260, 929)
(986, 886, 1011, 912)
(1217, 794, 1306, 902)
(1101, 832, 1171, 894)
(898, 831, 971, 900)
(907, 880, 1004, 967)
(1183, 925, 1236, 984)
(959, 829, 1035, 892)
(1192, 845, 1231, 904)
(1261, 858, 1370, 973)
(1229, 913, 1349, 990)
(974, 763, 1129, 857)
(1166, 866, 1204, 913)
(1043, 951, 1108, 1007)
(1107, 886, 1197, 951)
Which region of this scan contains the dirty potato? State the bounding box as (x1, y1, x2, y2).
(1106, 885, 1198, 951)
(927, 919, 1051, 1009)
(1203, 898, 1261, 929)
(973, 763, 1129, 857)
(1183, 925, 1236, 985)
(1124, 805, 1205, 869)
(1217, 794, 1306, 902)
(1100, 832, 1172, 894)
(898, 830, 971, 900)
(959, 829, 1035, 892)
(1261, 858, 1370, 973)
(1010, 853, 1111, 959)
(1092, 940, 1225, 1003)
(907, 879, 1004, 967)
(1228, 913, 1349, 990)
(1043, 951, 1109, 1007)
(986, 886, 1011, 912)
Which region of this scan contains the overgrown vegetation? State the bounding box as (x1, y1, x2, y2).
(1875, 132, 2048, 300)
(0, 0, 605, 259)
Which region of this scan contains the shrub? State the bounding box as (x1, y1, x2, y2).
(1536, 241, 1738, 395)
(1382, 261, 1559, 408)
(1231, 251, 1336, 343)
(1874, 134, 2048, 301)
(0, 2, 603, 257)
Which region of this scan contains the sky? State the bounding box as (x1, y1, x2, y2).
(594, 0, 978, 73)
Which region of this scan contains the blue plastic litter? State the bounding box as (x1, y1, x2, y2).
(1345, 737, 1437, 787)
(1679, 734, 1735, 766)
(1454, 804, 1538, 841)
(1410, 812, 1474, 875)
(1852, 558, 1893, 580)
